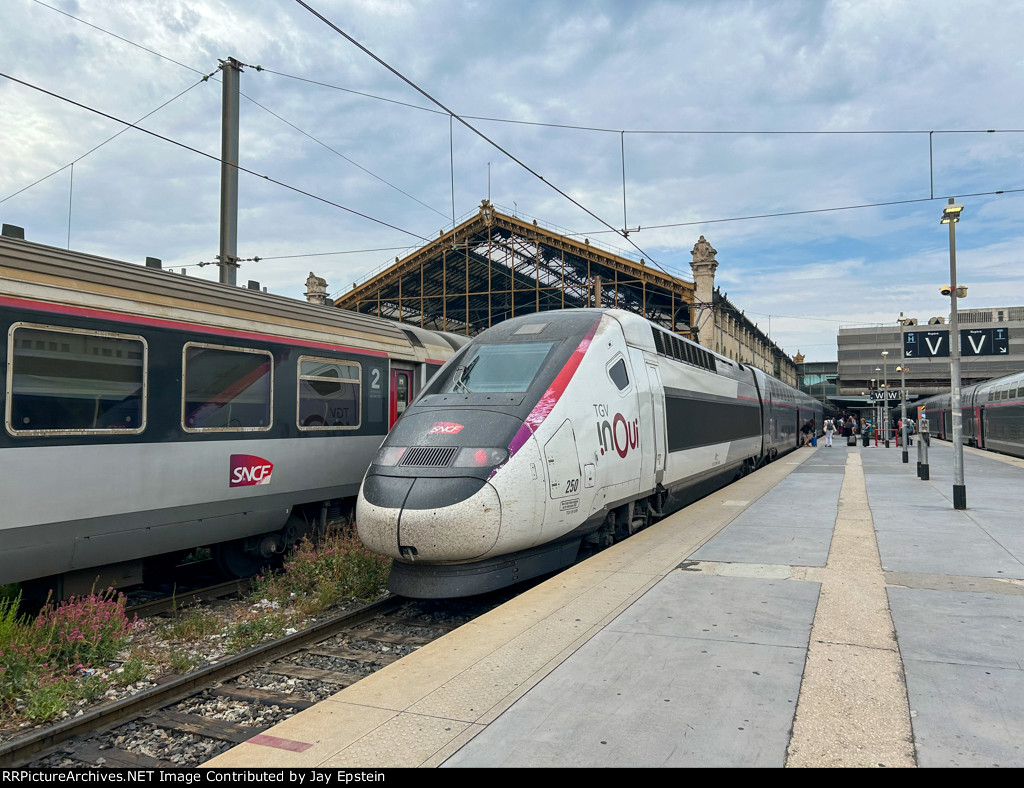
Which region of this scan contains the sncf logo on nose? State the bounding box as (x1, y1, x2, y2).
(230, 454, 274, 487)
(428, 421, 465, 435)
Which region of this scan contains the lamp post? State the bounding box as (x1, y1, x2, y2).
(873, 371, 880, 439)
(882, 350, 889, 448)
(897, 364, 909, 463)
(897, 312, 912, 464)
(941, 199, 966, 509)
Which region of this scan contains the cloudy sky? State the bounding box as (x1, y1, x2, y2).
(2, 0, 1022, 361)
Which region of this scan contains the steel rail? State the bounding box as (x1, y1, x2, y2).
(0, 595, 404, 767)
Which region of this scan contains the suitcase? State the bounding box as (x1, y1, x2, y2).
(847, 435, 857, 446)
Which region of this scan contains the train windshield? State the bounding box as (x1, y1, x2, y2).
(435, 341, 555, 394)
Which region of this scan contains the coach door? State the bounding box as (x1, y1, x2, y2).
(389, 369, 413, 427)
(643, 359, 667, 485)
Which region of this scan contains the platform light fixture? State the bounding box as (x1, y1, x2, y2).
(882, 351, 890, 447)
(873, 369, 881, 435)
(896, 363, 910, 463)
(897, 313, 913, 464)
(940, 198, 967, 509)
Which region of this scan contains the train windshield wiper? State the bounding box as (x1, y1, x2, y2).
(451, 357, 479, 393)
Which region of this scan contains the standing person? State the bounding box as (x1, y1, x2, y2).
(824, 417, 835, 447)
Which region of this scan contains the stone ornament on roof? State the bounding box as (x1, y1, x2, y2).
(305, 272, 329, 305)
(691, 235, 717, 263)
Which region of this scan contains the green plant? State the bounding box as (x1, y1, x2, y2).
(251, 528, 390, 616)
(33, 588, 135, 668)
(167, 649, 197, 674)
(162, 606, 221, 642)
(118, 655, 148, 684)
(23, 682, 68, 723)
(0, 589, 139, 726)
(0, 591, 28, 651)
(226, 610, 289, 651)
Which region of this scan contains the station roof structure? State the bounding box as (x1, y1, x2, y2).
(333, 201, 695, 338)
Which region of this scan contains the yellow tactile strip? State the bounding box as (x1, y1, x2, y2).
(205, 452, 809, 768)
(785, 452, 916, 768)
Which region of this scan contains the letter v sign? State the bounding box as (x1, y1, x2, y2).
(966, 333, 987, 355)
(924, 335, 946, 356)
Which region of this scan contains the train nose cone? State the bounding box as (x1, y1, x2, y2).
(357, 476, 502, 561)
(398, 480, 501, 560)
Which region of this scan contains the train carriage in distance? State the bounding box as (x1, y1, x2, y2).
(0, 235, 466, 597)
(918, 368, 1024, 459)
(357, 308, 823, 598)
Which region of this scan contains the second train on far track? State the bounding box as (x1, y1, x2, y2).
(357, 308, 823, 598)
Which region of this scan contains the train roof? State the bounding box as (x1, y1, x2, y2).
(0, 235, 456, 362)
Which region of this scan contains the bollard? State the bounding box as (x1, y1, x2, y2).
(918, 419, 930, 480)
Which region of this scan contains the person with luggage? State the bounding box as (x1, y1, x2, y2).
(823, 417, 835, 447)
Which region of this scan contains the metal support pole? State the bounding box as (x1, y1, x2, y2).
(218, 57, 242, 286)
(919, 420, 930, 480)
(900, 363, 908, 462)
(944, 199, 967, 509)
(882, 351, 890, 448)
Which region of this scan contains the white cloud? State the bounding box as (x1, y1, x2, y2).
(2, 0, 1023, 364)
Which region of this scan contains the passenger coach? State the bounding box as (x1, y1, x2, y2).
(0, 235, 465, 596)
(918, 368, 1024, 459)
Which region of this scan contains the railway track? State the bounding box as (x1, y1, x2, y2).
(2, 591, 514, 768)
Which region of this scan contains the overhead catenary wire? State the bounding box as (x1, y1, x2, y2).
(260, 69, 1024, 137)
(292, 0, 667, 274)
(572, 187, 1024, 236)
(0, 72, 431, 243)
(0, 76, 213, 205)
(30, 0, 451, 222)
(18, 0, 1024, 285)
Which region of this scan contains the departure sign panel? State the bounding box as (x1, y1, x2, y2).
(903, 327, 1010, 357)
(961, 327, 1010, 356)
(903, 329, 949, 358)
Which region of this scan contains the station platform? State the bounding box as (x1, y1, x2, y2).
(206, 439, 1024, 768)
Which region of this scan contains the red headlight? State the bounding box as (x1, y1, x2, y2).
(453, 447, 508, 467)
(373, 446, 407, 466)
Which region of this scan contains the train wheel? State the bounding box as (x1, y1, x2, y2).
(214, 538, 274, 578)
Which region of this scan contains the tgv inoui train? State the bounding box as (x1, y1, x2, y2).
(357, 309, 823, 598)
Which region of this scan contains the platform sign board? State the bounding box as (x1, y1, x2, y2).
(960, 327, 1010, 356)
(903, 327, 1011, 358)
(870, 390, 901, 401)
(903, 329, 949, 358)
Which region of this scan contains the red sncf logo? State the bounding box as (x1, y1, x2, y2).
(428, 421, 465, 435)
(230, 454, 274, 487)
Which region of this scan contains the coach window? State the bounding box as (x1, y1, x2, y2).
(6, 324, 147, 436)
(182, 343, 272, 432)
(297, 357, 361, 429)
